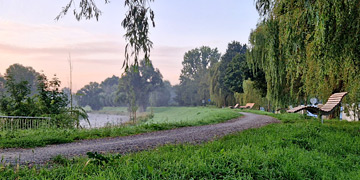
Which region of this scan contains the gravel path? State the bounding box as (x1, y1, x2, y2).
(0, 112, 279, 165)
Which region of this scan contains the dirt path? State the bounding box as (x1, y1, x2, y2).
(0, 112, 279, 165)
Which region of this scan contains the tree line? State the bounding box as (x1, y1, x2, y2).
(75, 60, 176, 113)
(174, 41, 267, 109)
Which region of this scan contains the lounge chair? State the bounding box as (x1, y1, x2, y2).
(229, 104, 239, 109)
(239, 103, 255, 109)
(287, 92, 348, 116)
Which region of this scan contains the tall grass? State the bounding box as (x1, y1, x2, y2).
(1, 112, 359, 179)
(0, 107, 241, 149)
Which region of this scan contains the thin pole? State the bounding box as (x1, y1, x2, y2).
(69, 53, 73, 116)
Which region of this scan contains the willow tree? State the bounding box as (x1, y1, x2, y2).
(249, 0, 360, 111)
(57, 0, 155, 70)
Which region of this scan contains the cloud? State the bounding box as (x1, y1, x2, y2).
(0, 20, 185, 89)
(0, 41, 123, 55)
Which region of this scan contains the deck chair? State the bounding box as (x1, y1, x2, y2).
(229, 104, 239, 109)
(239, 103, 255, 109)
(287, 92, 348, 116)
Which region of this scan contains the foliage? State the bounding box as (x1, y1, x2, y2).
(122, 0, 155, 70)
(250, 0, 360, 111)
(0, 74, 36, 116)
(0, 107, 240, 149)
(234, 80, 268, 110)
(56, 0, 155, 70)
(224, 54, 248, 93)
(76, 82, 103, 111)
(36, 74, 68, 116)
(0, 64, 87, 128)
(2, 113, 360, 179)
(76, 71, 172, 112)
(99, 75, 122, 107)
(210, 41, 247, 107)
(149, 80, 172, 107)
(4, 63, 40, 96)
(0, 74, 5, 96)
(75, 76, 126, 111)
(176, 46, 220, 106)
(118, 60, 163, 114)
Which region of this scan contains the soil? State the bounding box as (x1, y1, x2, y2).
(0, 112, 279, 165)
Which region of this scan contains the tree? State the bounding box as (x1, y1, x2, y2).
(36, 74, 69, 115)
(249, 0, 360, 112)
(100, 75, 122, 107)
(76, 82, 103, 110)
(57, 0, 155, 70)
(234, 80, 268, 110)
(0, 74, 36, 116)
(176, 46, 220, 106)
(118, 59, 163, 114)
(150, 80, 172, 107)
(210, 41, 247, 107)
(5, 63, 40, 96)
(224, 54, 248, 93)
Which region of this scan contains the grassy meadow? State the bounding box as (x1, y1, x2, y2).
(0, 107, 241, 149)
(1, 111, 360, 179)
(147, 106, 239, 124)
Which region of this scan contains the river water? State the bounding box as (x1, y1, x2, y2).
(80, 113, 130, 128)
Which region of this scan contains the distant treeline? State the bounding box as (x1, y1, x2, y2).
(76, 63, 177, 112)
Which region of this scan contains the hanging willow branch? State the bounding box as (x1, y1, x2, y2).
(56, 0, 155, 71)
(122, 0, 155, 71)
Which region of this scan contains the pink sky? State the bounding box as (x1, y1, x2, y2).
(0, 0, 259, 91)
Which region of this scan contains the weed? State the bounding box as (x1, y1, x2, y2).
(51, 155, 69, 165)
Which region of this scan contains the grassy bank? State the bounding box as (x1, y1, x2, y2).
(90, 107, 128, 115)
(0, 107, 241, 149)
(238, 109, 314, 122)
(1, 112, 359, 179)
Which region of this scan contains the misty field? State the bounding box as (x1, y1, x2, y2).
(147, 106, 239, 124)
(0, 107, 241, 149)
(2, 111, 360, 179)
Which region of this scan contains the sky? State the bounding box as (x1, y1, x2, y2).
(0, 0, 260, 91)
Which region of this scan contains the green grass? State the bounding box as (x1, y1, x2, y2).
(91, 106, 129, 115)
(147, 106, 238, 125)
(238, 109, 314, 122)
(0, 107, 241, 149)
(1, 112, 359, 179)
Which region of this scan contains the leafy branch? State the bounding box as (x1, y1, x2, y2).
(55, 0, 155, 70)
